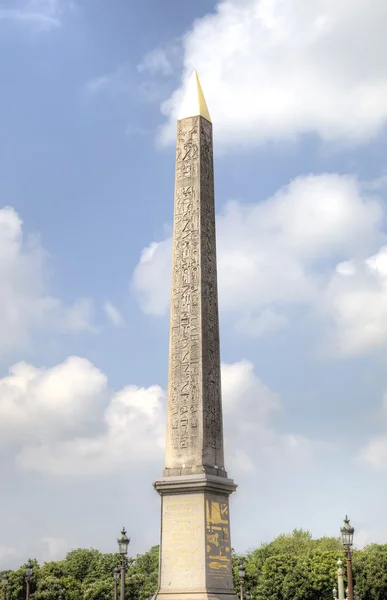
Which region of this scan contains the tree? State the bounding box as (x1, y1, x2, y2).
(63, 549, 101, 583)
(352, 544, 387, 600)
(127, 546, 159, 600)
(4, 558, 40, 600)
(4, 532, 386, 600)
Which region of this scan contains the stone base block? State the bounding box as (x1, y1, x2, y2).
(154, 591, 239, 600)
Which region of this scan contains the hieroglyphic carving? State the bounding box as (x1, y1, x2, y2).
(167, 117, 201, 462)
(165, 115, 224, 471)
(200, 118, 224, 468)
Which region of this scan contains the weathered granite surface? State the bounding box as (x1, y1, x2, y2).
(154, 74, 238, 600)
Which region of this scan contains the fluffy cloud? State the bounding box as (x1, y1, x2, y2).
(0, 357, 108, 449)
(1, 356, 166, 475)
(158, 0, 387, 146)
(132, 173, 387, 356)
(323, 247, 387, 355)
(0, 356, 318, 476)
(0, 206, 94, 357)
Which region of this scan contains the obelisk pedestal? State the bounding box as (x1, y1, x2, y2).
(154, 72, 238, 600)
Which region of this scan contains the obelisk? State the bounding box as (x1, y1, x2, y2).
(153, 72, 238, 600)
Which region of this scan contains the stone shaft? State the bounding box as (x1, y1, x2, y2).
(154, 77, 238, 600)
(164, 115, 225, 478)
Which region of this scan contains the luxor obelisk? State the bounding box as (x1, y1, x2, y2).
(154, 71, 238, 600)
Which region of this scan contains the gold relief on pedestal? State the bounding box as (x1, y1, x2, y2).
(205, 499, 232, 579)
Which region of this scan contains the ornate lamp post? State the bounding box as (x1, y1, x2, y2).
(2, 573, 8, 600)
(25, 563, 33, 600)
(340, 516, 355, 600)
(117, 527, 130, 600)
(113, 567, 120, 600)
(337, 559, 345, 600)
(238, 563, 246, 600)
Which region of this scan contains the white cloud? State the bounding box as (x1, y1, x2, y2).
(132, 173, 387, 355)
(137, 48, 174, 77)
(222, 360, 325, 470)
(0, 0, 74, 32)
(6, 357, 166, 476)
(358, 435, 387, 472)
(132, 239, 171, 316)
(158, 0, 387, 146)
(40, 537, 67, 560)
(0, 355, 322, 476)
(104, 301, 124, 326)
(322, 247, 387, 355)
(0, 357, 108, 449)
(0, 206, 95, 357)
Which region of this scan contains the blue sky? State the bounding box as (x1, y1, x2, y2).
(1, 0, 387, 568)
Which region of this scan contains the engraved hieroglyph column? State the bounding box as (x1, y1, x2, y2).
(154, 72, 238, 600)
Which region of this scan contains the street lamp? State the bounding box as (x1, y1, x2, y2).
(2, 573, 8, 600)
(340, 516, 355, 600)
(117, 527, 130, 600)
(25, 562, 33, 600)
(113, 567, 120, 600)
(238, 563, 246, 600)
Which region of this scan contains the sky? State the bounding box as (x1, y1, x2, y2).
(1, 0, 387, 569)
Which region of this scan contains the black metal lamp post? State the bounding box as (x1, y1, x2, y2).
(340, 516, 355, 600)
(25, 563, 33, 600)
(113, 566, 120, 600)
(2, 573, 8, 600)
(238, 563, 246, 600)
(117, 527, 130, 600)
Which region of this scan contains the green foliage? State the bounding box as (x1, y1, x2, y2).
(126, 546, 159, 600)
(352, 544, 387, 600)
(2, 531, 387, 600)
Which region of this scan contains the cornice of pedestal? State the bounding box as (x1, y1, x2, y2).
(153, 473, 237, 497)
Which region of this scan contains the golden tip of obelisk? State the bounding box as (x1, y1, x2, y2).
(178, 70, 212, 123)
